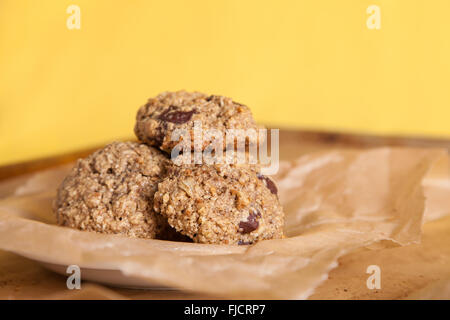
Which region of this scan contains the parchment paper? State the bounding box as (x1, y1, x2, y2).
(0, 147, 448, 299)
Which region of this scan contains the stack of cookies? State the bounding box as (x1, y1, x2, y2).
(54, 91, 284, 245)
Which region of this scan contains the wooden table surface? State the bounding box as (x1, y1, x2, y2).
(1, 129, 449, 300)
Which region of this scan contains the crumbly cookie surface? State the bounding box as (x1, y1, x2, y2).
(54, 141, 172, 239)
(134, 91, 261, 153)
(154, 163, 284, 244)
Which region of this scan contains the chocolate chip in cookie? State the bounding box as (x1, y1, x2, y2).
(153, 162, 284, 245)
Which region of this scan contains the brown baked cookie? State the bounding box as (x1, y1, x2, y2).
(153, 163, 284, 245)
(170, 149, 261, 172)
(54, 141, 174, 239)
(134, 91, 262, 153)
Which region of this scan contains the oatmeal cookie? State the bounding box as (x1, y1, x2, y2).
(54, 141, 172, 239)
(134, 91, 262, 153)
(153, 163, 284, 244)
(170, 149, 261, 172)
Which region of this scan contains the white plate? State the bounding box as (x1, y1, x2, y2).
(22, 254, 173, 290)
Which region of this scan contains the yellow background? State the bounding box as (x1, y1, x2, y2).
(1, 0, 449, 165)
